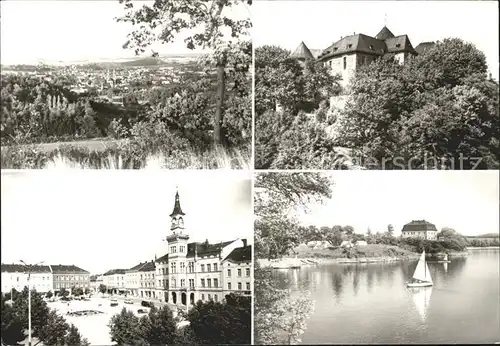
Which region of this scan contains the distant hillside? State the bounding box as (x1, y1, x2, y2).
(468, 233, 499, 238)
(120, 57, 167, 67)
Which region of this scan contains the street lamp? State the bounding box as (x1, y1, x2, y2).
(20, 260, 44, 346)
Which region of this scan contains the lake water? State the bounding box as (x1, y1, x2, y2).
(274, 248, 500, 344)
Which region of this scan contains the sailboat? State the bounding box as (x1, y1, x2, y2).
(407, 250, 433, 287)
(436, 253, 451, 263)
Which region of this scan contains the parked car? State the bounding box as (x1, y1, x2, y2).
(141, 301, 154, 308)
(124, 299, 133, 304)
(137, 309, 147, 314)
(110, 299, 118, 307)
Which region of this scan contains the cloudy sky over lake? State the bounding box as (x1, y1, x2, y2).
(1, 171, 252, 274)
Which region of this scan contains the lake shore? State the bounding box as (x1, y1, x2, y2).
(467, 246, 500, 250)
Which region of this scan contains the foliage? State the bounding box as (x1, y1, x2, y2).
(254, 262, 315, 345)
(2, 287, 87, 346)
(187, 293, 251, 345)
(137, 306, 177, 345)
(255, 172, 333, 259)
(255, 45, 343, 168)
(116, 0, 252, 145)
(1, 298, 26, 345)
(98, 284, 107, 294)
(45, 291, 53, 299)
(335, 38, 499, 168)
(255, 173, 332, 344)
(59, 287, 69, 297)
(72, 287, 84, 296)
(108, 308, 144, 346)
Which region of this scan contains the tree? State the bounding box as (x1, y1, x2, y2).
(65, 324, 90, 346)
(108, 307, 143, 345)
(98, 284, 107, 294)
(387, 224, 395, 236)
(116, 0, 252, 146)
(45, 291, 53, 299)
(59, 287, 69, 297)
(336, 38, 499, 169)
(138, 306, 177, 345)
(324, 227, 343, 247)
(187, 294, 250, 344)
(37, 310, 70, 346)
(72, 287, 84, 296)
(255, 172, 333, 259)
(255, 172, 332, 344)
(13, 287, 50, 337)
(1, 298, 26, 345)
(343, 225, 355, 236)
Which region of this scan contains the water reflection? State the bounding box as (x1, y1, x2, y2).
(407, 286, 433, 322)
(269, 249, 499, 344)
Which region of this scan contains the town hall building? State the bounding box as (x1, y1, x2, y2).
(120, 190, 252, 310)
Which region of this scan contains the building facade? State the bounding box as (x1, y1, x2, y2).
(89, 274, 104, 293)
(1, 264, 53, 294)
(51, 265, 90, 293)
(293, 26, 426, 90)
(401, 220, 438, 240)
(102, 269, 126, 294)
(154, 191, 252, 310)
(139, 261, 156, 299)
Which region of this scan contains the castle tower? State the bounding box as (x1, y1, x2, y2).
(291, 41, 315, 61)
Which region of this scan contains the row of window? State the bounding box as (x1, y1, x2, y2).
(170, 245, 186, 254)
(228, 282, 250, 291)
(227, 268, 251, 277)
(201, 293, 218, 302)
(55, 275, 88, 281)
(55, 283, 89, 289)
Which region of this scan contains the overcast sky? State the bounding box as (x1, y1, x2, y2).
(253, 0, 499, 80)
(0, 0, 251, 64)
(1, 171, 252, 275)
(298, 171, 499, 237)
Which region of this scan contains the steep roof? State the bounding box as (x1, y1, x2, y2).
(310, 49, 323, 59)
(401, 220, 438, 233)
(385, 35, 417, 54)
(138, 261, 155, 272)
(415, 41, 435, 55)
(156, 253, 169, 263)
(169, 191, 185, 217)
(375, 26, 395, 40)
(1, 264, 51, 273)
(319, 34, 387, 60)
(291, 41, 314, 60)
(225, 245, 252, 263)
(126, 261, 151, 272)
(103, 269, 126, 276)
(50, 265, 89, 274)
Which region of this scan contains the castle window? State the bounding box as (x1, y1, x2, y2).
(201, 279, 205, 287)
(228, 282, 231, 290)
(227, 269, 231, 276)
(214, 278, 218, 288)
(201, 264, 205, 272)
(237, 269, 242, 277)
(238, 282, 242, 290)
(207, 264, 211, 272)
(207, 278, 211, 287)
(343, 57, 347, 70)
(369, 45, 374, 50)
(246, 282, 250, 290)
(347, 44, 352, 49)
(396, 43, 401, 48)
(246, 268, 250, 277)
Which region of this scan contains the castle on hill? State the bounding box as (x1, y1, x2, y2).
(291, 26, 435, 89)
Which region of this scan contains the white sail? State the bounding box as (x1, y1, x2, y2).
(413, 251, 432, 282)
(443, 253, 448, 261)
(443, 262, 448, 273)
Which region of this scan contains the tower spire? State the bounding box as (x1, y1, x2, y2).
(384, 13, 388, 27)
(169, 187, 185, 217)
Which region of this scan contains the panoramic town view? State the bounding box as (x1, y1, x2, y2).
(1, 170, 252, 345)
(253, 1, 499, 169)
(254, 171, 499, 344)
(0, 0, 252, 169)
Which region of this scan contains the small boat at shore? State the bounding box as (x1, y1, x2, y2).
(407, 250, 433, 287)
(436, 253, 451, 263)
